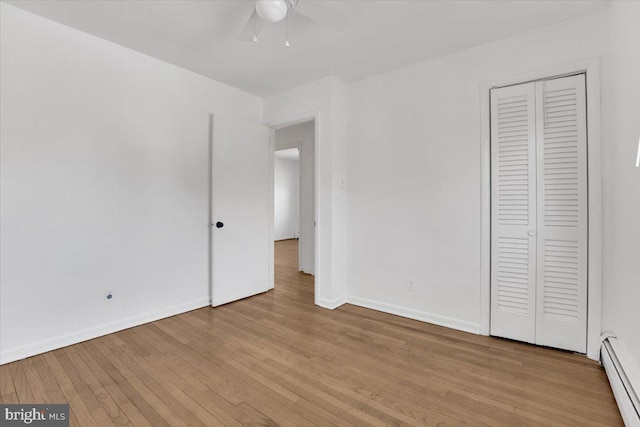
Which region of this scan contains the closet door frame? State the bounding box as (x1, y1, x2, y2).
(479, 58, 603, 360)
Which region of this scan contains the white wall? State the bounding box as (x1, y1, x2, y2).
(347, 10, 610, 333)
(275, 122, 315, 274)
(274, 155, 299, 241)
(264, 78, 349, 307)
(0, 4, 262, 363)
(601, 1, 640, 374)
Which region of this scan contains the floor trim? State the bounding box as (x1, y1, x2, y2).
(317, 296, 347, 310)
(346, 295, 481, 335)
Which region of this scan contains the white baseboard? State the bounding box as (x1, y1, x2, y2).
(275, 236, 296, 241)
(0, 297, 210, 365)
(317, 295, 347, 310)
(346, 295, 481, 335)
(601, 336, 640, 426)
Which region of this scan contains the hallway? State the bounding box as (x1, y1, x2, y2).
(274, 239, 314, 303)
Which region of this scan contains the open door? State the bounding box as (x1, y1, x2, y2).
(211, 114, 271, 307)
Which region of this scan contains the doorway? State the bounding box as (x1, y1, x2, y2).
(271, 120, 316, 294)
(274, 147, 300, 243)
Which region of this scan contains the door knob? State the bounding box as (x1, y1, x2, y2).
(527, 230, 536, 236)
(216, 222, 224, 228)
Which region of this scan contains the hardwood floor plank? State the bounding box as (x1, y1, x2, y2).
(198, 302, 530, 424)
(0, 240, 622, 425)
(88, 337, 209, 427)
(8, 362, 35, 403)
(74, 342, 164, 427)
(31, 355, 66, 403)
(0, 363, 18, 403)
(42, 352, 100, 427)
(157, 313, 390, 426)
(63, 345, 135, 426)
(184, 304, 451, 425)
(98, 334, 225, 427)
(20, 359, 49, 404)
(138, 321, 335, 427)
(54, 347, 116, 425)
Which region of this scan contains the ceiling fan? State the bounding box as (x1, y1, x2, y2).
(239, 0, 349, 43)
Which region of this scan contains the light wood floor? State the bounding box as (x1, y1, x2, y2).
(0, 239, 622, 426)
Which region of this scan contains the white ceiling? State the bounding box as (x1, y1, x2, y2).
(275, 148, 300, 161)
(5, 0, 610, 97)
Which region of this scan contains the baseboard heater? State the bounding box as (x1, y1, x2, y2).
(601, 336, 640, 426)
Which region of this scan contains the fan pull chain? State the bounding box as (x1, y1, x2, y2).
(252, 8, 258, 42)
(285, 13, 290, 47)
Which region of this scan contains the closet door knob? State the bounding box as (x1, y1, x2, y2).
(527, 230, 536, 236)
(216, 222, 224, 228)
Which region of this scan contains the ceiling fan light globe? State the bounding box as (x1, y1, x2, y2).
(255, 0, 288, 23)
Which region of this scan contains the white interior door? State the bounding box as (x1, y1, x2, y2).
(490, 74, 588, 353)
(535, 74, 588, 352)
(490, 82, 538, 344)
(211, 115, 270, 307)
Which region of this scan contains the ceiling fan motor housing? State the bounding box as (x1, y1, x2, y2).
(255, 0, 288, 23)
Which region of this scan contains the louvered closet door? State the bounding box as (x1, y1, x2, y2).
(534, 75, 588, 353)
(490, 82, 538, 344)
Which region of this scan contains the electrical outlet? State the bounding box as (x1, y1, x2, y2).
(104, 290, 114, 303)
(407, 278, 415, 292)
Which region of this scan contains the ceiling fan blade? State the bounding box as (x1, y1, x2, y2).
(239, 9, 265, 42)
(293, 0, 349, 31)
